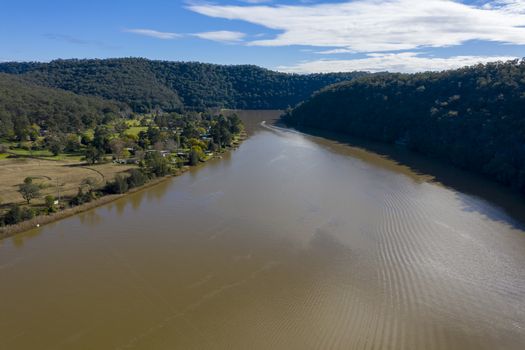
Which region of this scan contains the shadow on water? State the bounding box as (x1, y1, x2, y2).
(275, 121, 525, 230)
(9, 227, 43, 248)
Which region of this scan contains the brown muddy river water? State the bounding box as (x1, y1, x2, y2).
(1, 110, 525, 349)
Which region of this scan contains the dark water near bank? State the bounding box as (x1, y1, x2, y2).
(1, 110, 525, 349)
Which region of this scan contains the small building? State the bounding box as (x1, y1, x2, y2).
(114, 158, 139, 164)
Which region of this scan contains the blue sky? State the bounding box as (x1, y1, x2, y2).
(1, 0, 524, 73)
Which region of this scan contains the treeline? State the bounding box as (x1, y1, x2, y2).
(283, 59, 525, 194)
(0, 112, 244, 227)
(0, 58, 365, 112)
(0, 73, 126, 140)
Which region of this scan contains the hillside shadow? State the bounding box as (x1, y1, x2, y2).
(274, 121, 525, 230)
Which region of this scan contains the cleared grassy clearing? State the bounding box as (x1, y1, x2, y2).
(124, 126, 147, 137)
(0, 157, 136, 208)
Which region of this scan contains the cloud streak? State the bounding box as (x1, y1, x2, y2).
(188, 0, 525, 52)
(191, 30, 246, 42)
(124, 28, 246, 43)
(277, 52, 518, 73)
(124, 29, 181, 40)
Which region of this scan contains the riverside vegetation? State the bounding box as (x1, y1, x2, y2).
(0, 109, 243, 233)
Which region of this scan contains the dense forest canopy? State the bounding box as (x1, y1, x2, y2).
(0, 59, 182, 113)
(0, 73, 125, 139)
(282, 59, 525, 195)
(0, 58, 366, 112)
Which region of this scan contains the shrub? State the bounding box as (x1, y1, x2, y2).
(127, 169, 147, 188)
(21, 207, 34, 221)
(69, 187, 96, 206)
(4, 205, 22, 225)
(105, 174, 129, 194)
(44, 195, 56, 213)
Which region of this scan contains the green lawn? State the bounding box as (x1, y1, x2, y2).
(9, 148, 54, 157)
(124, 126, 147, 137)
(7, 148, 84, 161)
(42, 153, 84, 161)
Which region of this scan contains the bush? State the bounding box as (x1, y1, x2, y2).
(3, 205, 34, 225)
(105, 174, 129, 194)
(69, 187, 96, 206)
(4, 205, 22, 225)
(21, 207, 35, 221)
(127, 169, 147, 188)
(44, 195, 56, 213)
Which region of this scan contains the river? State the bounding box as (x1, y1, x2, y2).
(1, 110, 525, 349)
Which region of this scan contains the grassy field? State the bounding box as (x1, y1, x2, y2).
(0, 117, 152, 211)
(6, 149, 85, 161)
(0, 157, 136, 209)
(124, 126, 147, 137)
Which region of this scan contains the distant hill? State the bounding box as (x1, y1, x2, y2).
(283, 59, 525, 194)
(0, 73, 125, 139)
(0, 58, 366, 112)
(0, 59, 182, 113)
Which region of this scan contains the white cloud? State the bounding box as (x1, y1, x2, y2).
(124, 28, 181, 40)
(316, 48, 355, 55)
(188, 0, 525, 52)
(277, 52, 518, 73)
(191, 31, 246, 42)
(124, 28, 246, 43)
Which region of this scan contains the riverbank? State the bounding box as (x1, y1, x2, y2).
(0, 131, 247, 240)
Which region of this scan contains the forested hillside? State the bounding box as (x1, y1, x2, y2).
(283, 59, 525, 194)
(0, 73, 125, 139)
(0, 60, 182, 113)
(0, 58, 365, 111)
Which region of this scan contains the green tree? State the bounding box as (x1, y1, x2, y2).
(47, 133, 65, 156)
(93, 126, 111, 152)
(109, 138, 125, 160)
(189, 146, 205, 166)
(85, 146, 102, 165)
(65, 134, 81, 152)
(18, 178, 40, 204)
(127, 169, 147, 188)
(44, 195, 56, 213)
(145, 151, 170, 177)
